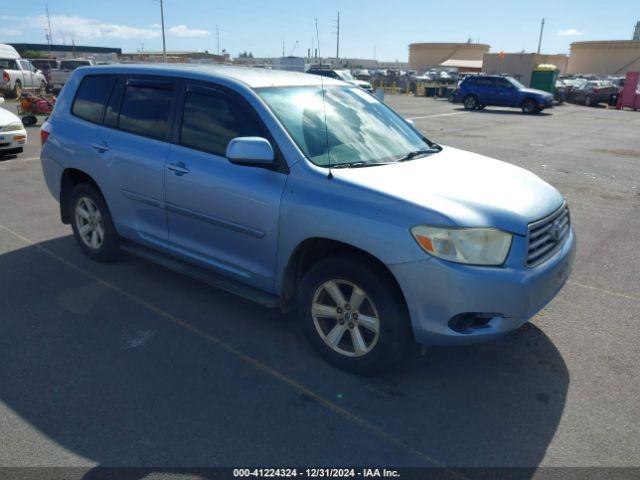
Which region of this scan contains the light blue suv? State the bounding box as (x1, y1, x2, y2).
(40, 65, 576, 374)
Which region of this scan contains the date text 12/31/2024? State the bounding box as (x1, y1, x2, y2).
(233, 468, 400, 478)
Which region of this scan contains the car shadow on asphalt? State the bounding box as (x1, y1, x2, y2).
(453, 107, 553, 116)
(0, 236, 569, 478)
(0, 153, 19, 162)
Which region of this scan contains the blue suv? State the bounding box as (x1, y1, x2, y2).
(40, 65, 574, 374)
(452, 75, 554, 114)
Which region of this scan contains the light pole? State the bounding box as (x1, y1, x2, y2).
(157, 0, 167, 62)
(537, 17, 545, 54)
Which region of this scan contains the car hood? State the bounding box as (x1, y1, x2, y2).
(520, 87, 553, 98)
(332, 146, 563, 236)
(0, 106, 21, 126)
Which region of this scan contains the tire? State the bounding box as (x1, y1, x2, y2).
(12, 81, 22, 98)
(297, 254, 412, 375)
(69, 183, 120, 262)
(463, 95, 478, 110)
(584, 95, 593, 107)
(521, 98, 539, 114)
(21, 116, 37, 127)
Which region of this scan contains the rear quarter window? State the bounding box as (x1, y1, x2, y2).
(71, 75, 116, 124)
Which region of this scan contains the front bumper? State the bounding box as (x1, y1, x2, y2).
(389, 228, 576, 345)
(0, 129, 27, 152)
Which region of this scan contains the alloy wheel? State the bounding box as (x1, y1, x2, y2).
(75, 197, 105, 250)
(311, 279, 380, 357)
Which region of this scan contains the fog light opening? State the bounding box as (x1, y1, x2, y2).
(448, 313, 503, 334)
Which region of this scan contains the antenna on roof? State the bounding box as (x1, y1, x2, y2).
(315, 18, 332, 180)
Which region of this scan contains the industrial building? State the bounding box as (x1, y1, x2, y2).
(482, 53, 569, 86)
(567, 40, 640, 74)
(9, 43, 121, 62)
(119, 51, 230, 64)
(408, 42, 490, 71)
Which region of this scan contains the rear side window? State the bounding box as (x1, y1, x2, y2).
(180, 88, 265, 156)
(71, 75, 116, 124)
(464, 77, 477, 86)
(476, 77, 494, 87)
(118, 81, 175, 141)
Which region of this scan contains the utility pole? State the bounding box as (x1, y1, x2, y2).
(216, 25, 221, 55)
(45, 2, 53, 47)
(158, 0, 167, 62)
(537, 17, 545, 54)
(334, 11, 340, 60)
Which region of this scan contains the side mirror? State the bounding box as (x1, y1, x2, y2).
(226, 137, 275, 166)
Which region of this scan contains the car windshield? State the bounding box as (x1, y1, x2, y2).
(335, 70, 354, 81)
(507, 77, 526, 89)
(258, 85, 434, 167)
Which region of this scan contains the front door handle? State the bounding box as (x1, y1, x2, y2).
(91, 142, 110, 153)
(167, 161, 190, 176)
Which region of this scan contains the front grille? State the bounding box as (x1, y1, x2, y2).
(526, 202, 570, 267)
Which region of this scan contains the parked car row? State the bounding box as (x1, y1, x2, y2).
(1, 43, 97, 98)
(556, 76, 620, 107)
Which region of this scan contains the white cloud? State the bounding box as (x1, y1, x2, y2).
(36, 15, 161, 40)
(557, 29, 583, 36)
(0, 27, 22, 37)
(168, 25, 210, 38)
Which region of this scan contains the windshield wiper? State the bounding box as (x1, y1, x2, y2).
(395, 147, 441, 162)
(330, 161, 397, 169)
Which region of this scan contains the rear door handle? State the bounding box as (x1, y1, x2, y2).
(167, 162, 190, 176)
(92, 142, 110, 153)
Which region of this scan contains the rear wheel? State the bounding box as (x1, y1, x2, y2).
(463, 95, 478, 110)
(521, 98, 539, 114)
(69, 183, 120, 262)
(298, 255, 412, 375)
(584, 95, 593, 107)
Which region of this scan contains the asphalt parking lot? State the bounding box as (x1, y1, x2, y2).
(0, 98, 639, 475)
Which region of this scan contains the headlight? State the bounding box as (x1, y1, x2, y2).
(2, 122, 24, 132)
(411, 226, 512, 266)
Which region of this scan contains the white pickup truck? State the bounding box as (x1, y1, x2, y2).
(1, 57, 48, 98)
(48, 59, 93, 92)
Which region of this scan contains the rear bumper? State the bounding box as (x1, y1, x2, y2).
(389, 228, 576, 346)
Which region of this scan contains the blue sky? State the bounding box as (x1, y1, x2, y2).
(0, 1, 637, 60)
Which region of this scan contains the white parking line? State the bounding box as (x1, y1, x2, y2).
(569, 281, 639, 303)
(408, 112, 469, 121)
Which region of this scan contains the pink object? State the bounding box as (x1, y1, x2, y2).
(35, 99, 54, 114)
(618, 72, 640, 110)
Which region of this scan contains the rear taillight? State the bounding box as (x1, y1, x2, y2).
(593, 88, 600, 93)
(2, 71, 9, 82)
(41, 120, 51, 146)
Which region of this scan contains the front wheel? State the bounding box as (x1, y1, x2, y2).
(298, 255, 412, 375)
(69, 183, 121, 262)
(521, 98, 539, 114)
(584, 95, 593, 107)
